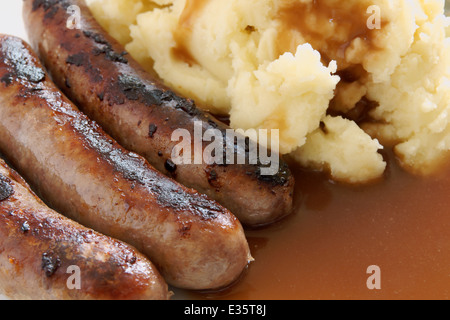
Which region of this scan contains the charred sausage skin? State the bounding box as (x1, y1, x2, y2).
(0, 158, 170, 300)
(0, 35, 251, 290)
(23, 0, 295, 227)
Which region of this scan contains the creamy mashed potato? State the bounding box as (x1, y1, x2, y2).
(294, 116, 386, 183)
(364, 2, 450, 174)
(228, 44, 340, 154)
(87, 0, 450, 183)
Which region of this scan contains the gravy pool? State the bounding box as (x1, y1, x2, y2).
(187, 149, 450, 299)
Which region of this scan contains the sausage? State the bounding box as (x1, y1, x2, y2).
(0, 158, 170, 300)
(0, 34, 251, 290)
(23, 0, 295, 227)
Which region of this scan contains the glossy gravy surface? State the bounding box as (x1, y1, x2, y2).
(186, 150, 450, 299)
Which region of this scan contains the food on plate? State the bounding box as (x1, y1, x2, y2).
(0, 158, 170, 300)
(88, 0, 450, 182)
(0, 34, 251, 290)
(24, 0, 295, 227)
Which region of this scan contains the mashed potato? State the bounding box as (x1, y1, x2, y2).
(364, 3, 450, 174)
(87, 0, 450, 183)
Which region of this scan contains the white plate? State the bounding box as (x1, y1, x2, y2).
(0, 1, 27, 41)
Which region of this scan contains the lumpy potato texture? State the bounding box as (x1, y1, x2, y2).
(87, 0, 450, 183)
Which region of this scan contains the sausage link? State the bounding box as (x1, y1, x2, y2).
(0, 158, 170, 300)
(0, 35, 251, 290)
(23, 0, 295, 227)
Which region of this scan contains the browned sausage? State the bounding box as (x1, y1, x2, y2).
(0, 158, 170, 300)
(0, 34, 251, 290)
(23, 0, 295, 227)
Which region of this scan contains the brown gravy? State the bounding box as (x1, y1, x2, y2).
(171, 0, 210, 66)
(276, 0, 382, 68)
(172, 0, 382, 82)
(185, 149, 450, 299)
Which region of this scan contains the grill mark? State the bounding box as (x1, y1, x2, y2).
(116, 73, 202, 117)
(37, 90, 222, 220)
(66, 52, 103, 82)
(32, 0, 71, 18)
(83, 30, 129, 64)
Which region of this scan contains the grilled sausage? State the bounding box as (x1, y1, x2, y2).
(23, 0, 295, 227)
(0, 158, 170, 300)
(0, 35, 251, 290)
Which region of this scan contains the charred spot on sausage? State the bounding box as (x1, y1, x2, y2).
(32, 0, 58, 11)
(92, 46, 128, 64)
(117, 73, 203, 117)
(66, 53, 87, 67)
(83, 30, 129, 64)
(0, 174, 14, 201)
(165, 159, 177, 173)
(255, 160, 291, 186)
(44, 5, 58, 19)
(205, 168, 218, 186)
(66, 52, 103, 82)
(82, 30, 109, 45)
(32, 0, 71, 19)
(41, 251, 61, 277)
(160, 90, 202, 117)
(148, 124, 157, 138)
(178, 224, 192, 238)
(117, 74, 164, 106)
(126, 255, 137, 265)
(0, 73, 13, 87)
